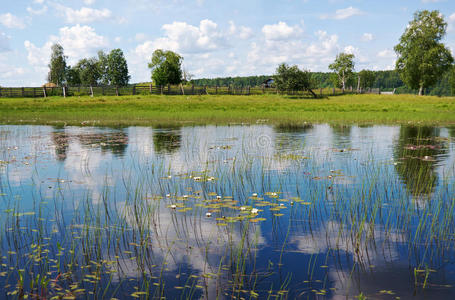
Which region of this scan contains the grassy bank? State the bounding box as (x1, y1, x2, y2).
(0, 94, 454, 126)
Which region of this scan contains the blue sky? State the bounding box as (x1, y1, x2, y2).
(0, 0, 455, 86)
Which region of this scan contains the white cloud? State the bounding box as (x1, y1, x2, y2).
(228, 21, 253, 40)
(0, 13, 26, 29)
(25, 25, 108, 70)
(84, 0, 96, 4)
(246, 29, 341, 74)
(56, 5, 112, 23)
(361, 33, 374, 41)
(377, 49, 395, 58)
(134, 19, 227, 56)
(27, 5, 48, 15)
(321, 6, 365, 20)
(262, 21, 303, 41)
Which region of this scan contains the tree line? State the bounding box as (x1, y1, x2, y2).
(47, 10, 455, 96)
(48, 44, 130, 87)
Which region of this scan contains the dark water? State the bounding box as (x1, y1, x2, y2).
(0, 124, 454, 299)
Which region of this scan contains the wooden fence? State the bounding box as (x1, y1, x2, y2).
(0, 85, 383, 99)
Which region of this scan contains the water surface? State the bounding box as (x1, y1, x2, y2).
(0, 124, 454, 299)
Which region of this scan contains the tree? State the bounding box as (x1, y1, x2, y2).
(76, 57, 101, 86)
(394, 10, 454, 96)
(97, 50, 109, 85)
(357, 70, 376, 91)
(329, 53, 355, 90)
(106, 49, 130, 86)
(148, 50, 183, 86)
(65, 67, 81, 86)
(47, 43, 67, 86)
(274, 63, 313, 92)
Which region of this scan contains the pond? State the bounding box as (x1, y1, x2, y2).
(0, 124, 454, 299)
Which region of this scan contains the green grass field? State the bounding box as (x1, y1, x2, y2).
(0, 94, 454, 126)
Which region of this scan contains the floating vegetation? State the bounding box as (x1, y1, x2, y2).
(0, 124, 453, 299)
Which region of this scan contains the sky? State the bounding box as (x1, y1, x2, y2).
(0, 0, 455, 86)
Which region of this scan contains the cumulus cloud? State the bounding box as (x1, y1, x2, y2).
(134, 19, 227, 57)
(246, 29, 341, 74)
(262, 21, 303, 41)
(56, 5, 112, 23)
(25, 25, 108, 70)
(0, 13, 26, 29)
(229, 21, 253, 40)
(321, 6, 365, 20)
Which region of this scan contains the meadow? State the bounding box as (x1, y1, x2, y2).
(0, 94, 454, 126)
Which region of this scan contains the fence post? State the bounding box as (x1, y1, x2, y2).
(0, 87, 2, 97)
(248, 86, 250, 95)
(332, 88, 335, 95)
(215, 86, 218, 94)
(149, 84, 153, 94)
(168, 84, 170, 95)
(63, 86, 66, 98)
(116, 86, 119, 96)
(160, 85, 163, 95)
(33, 88, 36, 98)
(132, 85, 136, 95)
(320, 88, 323, 97)
(378, 88, 381, 95)
(21, 87, 25, 97)
(262, 85, 265, 94)
(191, 84, 194, 95)
(102, 86, 104, 96)
(42, 87, 46, 98)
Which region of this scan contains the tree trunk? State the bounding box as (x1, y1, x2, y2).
(419, 85, 424, 96)
(357, 75, 361, 93)
(342, 70, 346, 90)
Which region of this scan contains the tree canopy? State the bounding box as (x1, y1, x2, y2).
(105, 49, 130, 86)
(274, 63, 313, 92)
(76, 58, 102, 86)
(47, 43, 67, 86)
(329, 53, 355, 90)
(394, 10, 454, 95)
(148, 50, 183, 86)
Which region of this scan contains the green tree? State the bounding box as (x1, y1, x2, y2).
(274, 63, 313, 92)
(47, 43, 67, 86)
(106, 49, 130, 86)
(394, 10, 454, 96)
(76, 57, 101, 86)
(329, 53, 355, 90)
(148, 50, 183, 86)
(97, 50, 109, 85)
(357, 70, 376, 90)
(65, 66, 81, 86)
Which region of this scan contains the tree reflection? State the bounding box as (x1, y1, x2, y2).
(394, 126, 447, 196)
(51, 127, 69, 161)
(273, 123, 313, 152)
(153, 127, 182, 154)
(77, 130, 129, 157)
(330, 124, 352, 148)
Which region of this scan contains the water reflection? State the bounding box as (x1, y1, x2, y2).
(0, 124, 453, 299)
(394, 126, 448, 196)
(51, 127, 69, 161)
(153, 127, 182, 154)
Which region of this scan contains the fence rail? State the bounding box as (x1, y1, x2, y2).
(0, 85, 385, 99)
